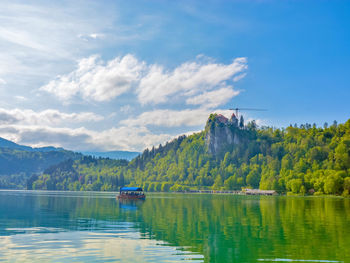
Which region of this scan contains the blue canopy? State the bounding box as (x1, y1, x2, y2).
(120, 187, 143, 192)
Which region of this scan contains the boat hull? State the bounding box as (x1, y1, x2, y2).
(117, 195, 146, 200)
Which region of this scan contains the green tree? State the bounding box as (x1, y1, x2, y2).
(324, 174, 343, 195)
(334, 142, 350, 170)
(343, 177, 350, 196)
(246, 166, 260, 188)
(212, 174, 223, 190)
(287, 179, 303, 194)
(239, 115, 244, 129)
(161, 182, 171, 192)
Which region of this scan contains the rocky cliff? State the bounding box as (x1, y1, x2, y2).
(205, 113, 242, 155)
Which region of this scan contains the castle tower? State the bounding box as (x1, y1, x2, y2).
(230, 113, 238, 127)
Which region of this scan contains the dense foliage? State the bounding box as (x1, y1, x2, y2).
(31, 117, 350, 196)
(127, 119, 350, 195)
(0, 147, 81, 189)
(28, 156, 128, 191)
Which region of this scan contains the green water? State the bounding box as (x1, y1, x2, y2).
(0, 191, 349, 262)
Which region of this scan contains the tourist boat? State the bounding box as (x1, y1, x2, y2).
(117, 187, 146, 200)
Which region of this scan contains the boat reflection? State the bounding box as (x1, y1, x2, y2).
(118, 198, 145, 211)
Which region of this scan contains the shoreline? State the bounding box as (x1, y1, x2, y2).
(0, 188, 348, 198)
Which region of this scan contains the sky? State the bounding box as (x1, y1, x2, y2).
(0, 0, 349, 152)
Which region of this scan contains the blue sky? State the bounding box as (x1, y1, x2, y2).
(0, 0, 349, 151)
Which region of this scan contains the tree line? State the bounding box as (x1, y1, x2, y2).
(0, 148, 81, 189)
(30, 117, 350, 196)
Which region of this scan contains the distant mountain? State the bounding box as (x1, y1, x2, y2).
(0, 147, 82, 175)
(0, 137, 82, 189)
(0, 137, 63, 152)
(81, 151, 140, 161)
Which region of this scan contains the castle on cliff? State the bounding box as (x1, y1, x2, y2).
(204, 113, 244, 155)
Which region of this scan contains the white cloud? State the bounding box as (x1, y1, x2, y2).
(0, 78, 6, 85)
(120, 105, 133, 114)
(121, 107, 266, 129)
(186, 87, 239, 108)
(41, 55, 247, 106)
(91, 126, 172, 151)
(89, 33, 102, 39)
(121, 108, 233, 128)
(0, 53, 249, 152)
(137, 57, 247, 105)
(0, 26, 49, 53)
(78, 33, 105, 41)
(246, 117, 266, 127)
(0, 124, 172, 152)
(41, 54, 144, 102)
(0, 1, 119, 91)
(233, 73, 247, 82)
(0, 108, 103, 126)
(14, 96, 27, 101)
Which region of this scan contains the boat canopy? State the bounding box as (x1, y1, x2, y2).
(120, 187, 143, 192)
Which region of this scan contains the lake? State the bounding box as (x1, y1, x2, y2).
(0, 191, 349, 262)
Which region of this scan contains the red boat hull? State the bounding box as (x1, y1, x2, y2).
(117, 194, 146, 200)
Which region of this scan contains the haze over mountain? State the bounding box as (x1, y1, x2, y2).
(81, 151, 140, 161)
(0, 137, 63, 152)
(0, 138, 81, 189)
(0, 136, 139, 160)
(0, 136, 138, 189)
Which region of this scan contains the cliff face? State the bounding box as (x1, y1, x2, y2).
(205, 113, 241, 155)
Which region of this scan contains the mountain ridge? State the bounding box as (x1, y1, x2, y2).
(81, 151, 140, 161)
(0, 137, 64, 152)
(0, 136, 139, 189)
(0, 136, 140, 160)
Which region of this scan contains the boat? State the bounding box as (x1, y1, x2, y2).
(117, 187, 146, 200)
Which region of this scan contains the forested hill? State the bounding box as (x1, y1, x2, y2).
(31, 114, 350, 196)
(0, 137, 82, 189)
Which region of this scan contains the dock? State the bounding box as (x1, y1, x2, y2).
(243, 189, 277, 195)
(186, 189, 277, 195)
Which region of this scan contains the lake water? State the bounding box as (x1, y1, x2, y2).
(0, 191, 349, 262)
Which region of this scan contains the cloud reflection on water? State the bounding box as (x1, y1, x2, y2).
(0, 229, 204, 262)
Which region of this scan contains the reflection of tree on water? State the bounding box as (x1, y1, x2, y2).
(1, 192, 349, 262)
(134, 195, 350, 262)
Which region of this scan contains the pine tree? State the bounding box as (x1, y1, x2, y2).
(239, 115, 244, 129)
